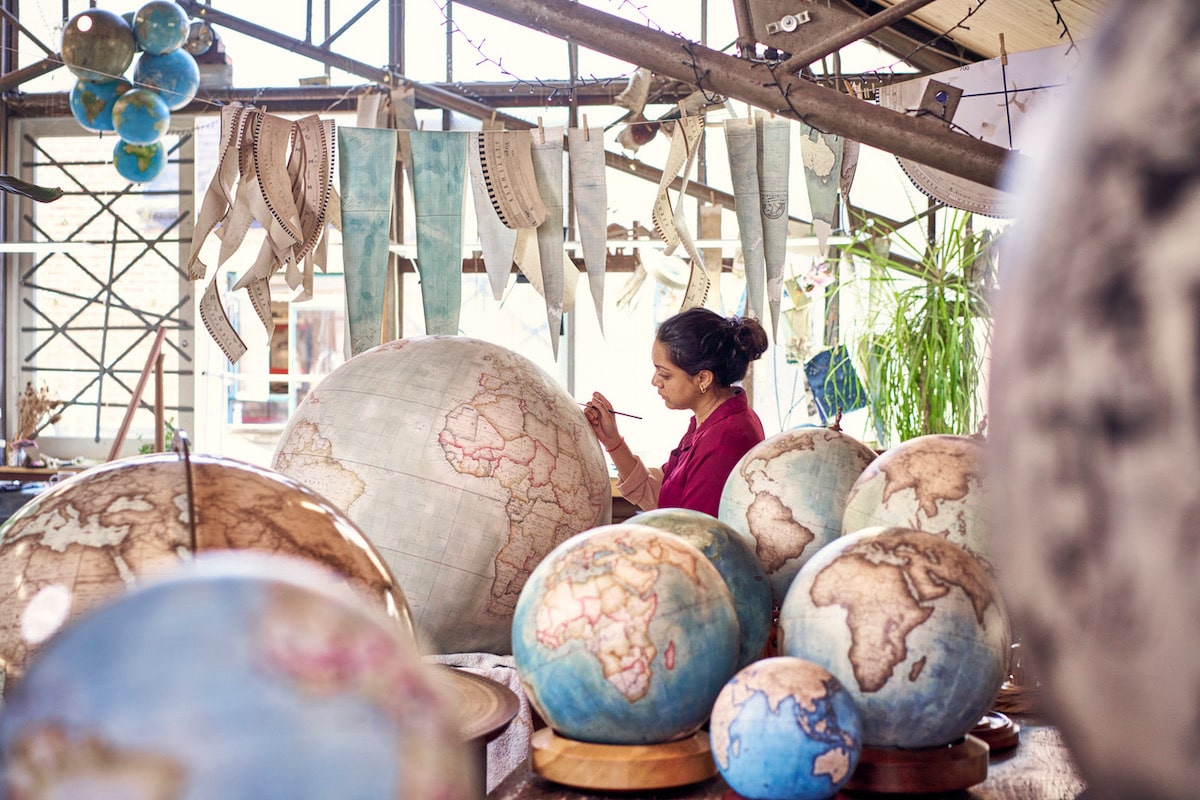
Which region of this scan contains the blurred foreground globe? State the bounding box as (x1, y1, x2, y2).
(274, 336, 612, 655)
(710, 657, 862, 800)
(633, 508, 772, 668)
(69, 77, 132, 132)
(132, 0, 190, 55)
(841, 434, 990, 565)
(60, 9, 136, 83)
(512, 524, 739, 744)
(113, 139, 166, 183)
(112, 88, 170, 144)
(0, 453, 412, 690)
(133, 48, 200, 110)
(0, 554, 477, 799)
(719, 427, 877, 606)
(779, 527, 1009, 748)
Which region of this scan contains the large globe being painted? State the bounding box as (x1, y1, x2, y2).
(718, 427, 877, 606)
(0, 453, 413, 690)
(841, 434, 990, 566)
(273, 336, 612, 655)
(633, 508, 772, 669)
(710, 657, 862, 800)
(512, 524, 739, 744)
(779, 527, 1010, 748)
(0, 554, 477, 799)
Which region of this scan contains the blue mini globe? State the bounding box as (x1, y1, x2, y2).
(69, 77, 131, 132)
(134, 49, 200, 110)
(112, 88, 170, 145)
(513, 523, 740, 745)
(710, 657, 862, 800)
(60, 8, 136, 83)
(632, 508, 772, 669)
(132, 0, 190, 55)
(113, 139, 166, 183)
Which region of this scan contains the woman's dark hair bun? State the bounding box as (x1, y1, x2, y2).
(731, 316, 769, 361)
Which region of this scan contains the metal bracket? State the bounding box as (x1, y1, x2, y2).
(919, 79, 963, 124)
(765, 9, 811, 35)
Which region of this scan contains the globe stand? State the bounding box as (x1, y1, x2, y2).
(972, 711, 1020, 752)
(843, 734, 988, 794)
(530, 727, 717, 791)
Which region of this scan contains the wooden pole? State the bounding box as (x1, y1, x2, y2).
(107, 327, 167, 462)
(154, 352, 165, 453)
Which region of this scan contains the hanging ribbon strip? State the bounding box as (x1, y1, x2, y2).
(469, 132, 519, 300)
(651, 116, 710, 312)
(529, 128, 565, 359)
(187, 104, 336, 363)
(409, 130, 469, 336)
(567, 125, 608, 333)
(724, 117, 766, 321)
(840, 138, 861, 203)
(338, 126, 397, 354)
(757, 115, 790, 341)
(800, 123, 845, 262)
(479, 129, 547, 230)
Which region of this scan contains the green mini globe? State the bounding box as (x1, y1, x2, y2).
(779, 527, 1010, 748)
(710, 657, 862, 800)
(512, 523, 740, 744)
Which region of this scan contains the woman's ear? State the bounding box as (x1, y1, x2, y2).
(694, 369, 715, 394)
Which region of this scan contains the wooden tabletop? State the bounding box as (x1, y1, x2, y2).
(488, 718, 1086, 800)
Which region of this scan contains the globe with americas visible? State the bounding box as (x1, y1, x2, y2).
(273, 336, 612, 655)
(779, 527, 1010, 748)
(0, 554, 477, 800)
(60, 9, 136, 83)
(113, 139, 166, 183)
(841, 433, 990, 566)
(632, 507, 772, 669)
(710, 657, 862, 800)
(69, 77, 132, 132)
(0, 452, 414, 692)
(112, 88, 171, 145)
(133, 48, 200, 110)
(718, 427, 877, 607)
(512, 523, 740, 745)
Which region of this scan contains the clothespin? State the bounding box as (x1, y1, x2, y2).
(999, 33, 1008, 66)
(490, 110, 497, 125)
(419, 120, 425, 131)
(677, 100, 686, 119)
(537, 116, 545, 144)
(583, 114, 589, 141)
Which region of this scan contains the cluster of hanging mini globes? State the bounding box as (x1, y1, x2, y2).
(62, 2, 208, 183)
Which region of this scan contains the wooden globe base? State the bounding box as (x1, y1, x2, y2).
(844, 733, 989, 794)
(530, 727, 717, 791)
(972, 711, 1021, 752)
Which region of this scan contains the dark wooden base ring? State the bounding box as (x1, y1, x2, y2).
(844, 733, 989, 794)
(973, 711, 1021, 752)
(530, 728, 718, 791)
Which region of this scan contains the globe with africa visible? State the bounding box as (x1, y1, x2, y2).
(512, 524, 739, 745)
(779, 527, 1010, 748)
(273, 336, 612, 655)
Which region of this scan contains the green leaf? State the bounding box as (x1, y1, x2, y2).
(0, 174, 64, 203)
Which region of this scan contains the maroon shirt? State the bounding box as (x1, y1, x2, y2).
(656, 390, 765, 516)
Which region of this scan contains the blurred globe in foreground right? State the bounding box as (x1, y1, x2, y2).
(989, 1, 1200, 797)
(0, 554, 477, 799)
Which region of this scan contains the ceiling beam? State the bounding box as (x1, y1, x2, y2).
(454, 0, 1019, 188)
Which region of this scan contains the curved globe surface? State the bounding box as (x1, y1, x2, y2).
(710, 657, 862, 800)
(133, 49, 200, 110)
(719, 427, 877, 606)
(273, 336, 612, 655)
(0, 555, 475, 800)
(132, 0, 190, 55)
(842, 434, 989, 565)
(633, 507, 771, 668)
(69, 78, 132, 132)
(60, 9, 136, 83)
(513, 524, 739, 744)
(779, 527, 1010, 748)
(112, 88, 170, 145)
(113, 139, 166, 183)
(0, 453, 413, 689)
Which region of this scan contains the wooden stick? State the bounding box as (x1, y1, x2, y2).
(108, 327, 167, 461)
(154, 352, 165, 453)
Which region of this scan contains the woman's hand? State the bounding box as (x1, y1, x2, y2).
(582, 391, 622, 450)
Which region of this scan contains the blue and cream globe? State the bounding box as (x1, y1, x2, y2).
(779, 527, 1010, 748)
(710, 657, 862, 800)
(719, 427, 877, 606)
(512, 523, 740, 744)
(133, 48, 200, 110)
(113, 139, 166, 183)
(632, 508, 772, 669)
(0, 554, 477, 799)
(112, 88, 170, 145)
(69, 77, 132, 132)
(132, 0, 190, 55)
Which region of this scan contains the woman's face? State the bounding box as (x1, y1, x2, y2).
(651, 340, 701, 410)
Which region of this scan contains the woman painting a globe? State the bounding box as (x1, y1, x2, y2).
(584, 307, 769, 517)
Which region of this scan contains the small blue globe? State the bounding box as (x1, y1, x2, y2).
(112, 88, 170, 145)
(132, 0, 190, 55)
(513, 523, 740, 744)
(68, 77, 132, 132)
(113, 139, 166, 183)
(710, 657, 862, 800)
(134, 49, 199, 110)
